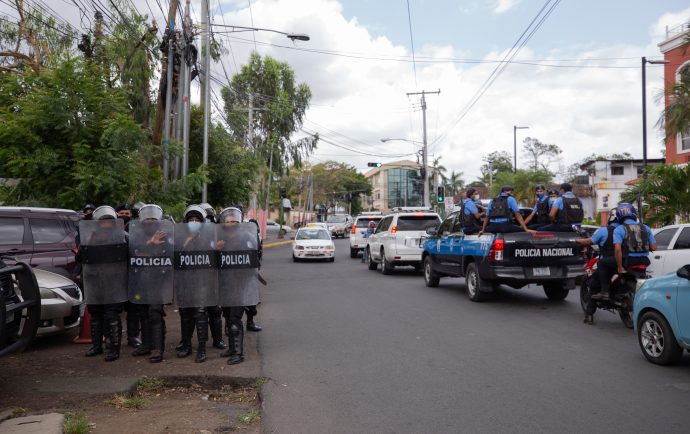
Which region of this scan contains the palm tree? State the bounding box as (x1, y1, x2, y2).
(430, 156, 447, 193)
(444, 170, 465, 197)
(622, 164, 690, 226)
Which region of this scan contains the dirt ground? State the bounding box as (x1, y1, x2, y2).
(0, 306, 264, 433)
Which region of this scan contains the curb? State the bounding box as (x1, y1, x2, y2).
(263, 240, 292, 249)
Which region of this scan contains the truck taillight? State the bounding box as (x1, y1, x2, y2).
(489, 238, 504, 262)
(391, 226, 397, 234)
(351, 225, 356, 234)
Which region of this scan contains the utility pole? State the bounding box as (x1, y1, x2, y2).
(406, 89, 440, 208)
(181, 0, 192, 177)
(200, 0, 210, 203)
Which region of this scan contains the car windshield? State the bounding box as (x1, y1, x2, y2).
(396, 215, 440, 231)
(296, 229, 330, 240)
(356, 217, 381, 227)
(326, 215, 347, 223)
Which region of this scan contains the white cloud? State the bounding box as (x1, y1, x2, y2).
(492, 0, 522, 14)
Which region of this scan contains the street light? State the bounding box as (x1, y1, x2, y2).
(380, 137, 423, 146)
(211, 24, 310, 41)
(513, 125, 529, 173)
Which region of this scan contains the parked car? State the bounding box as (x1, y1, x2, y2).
(0, 207, 80, 284)
(648, 224, 690, 278)
(33, 268, 83, 336)
(265, 219, 292, 235)
(633, 264, 690, 365)
(292, 227, 335, 262)
(325, 214, 351, 238)
(367, 207, 441, 274)
(349, 212, 383, 258)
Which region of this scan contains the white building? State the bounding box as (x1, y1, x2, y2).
(580, 158, 664, 222)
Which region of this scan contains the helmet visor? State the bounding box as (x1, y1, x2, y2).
(139, 204, 163, 221)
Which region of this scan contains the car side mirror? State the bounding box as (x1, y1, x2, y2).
(677, 265, 690, 280)
(426, 227, 438, 236)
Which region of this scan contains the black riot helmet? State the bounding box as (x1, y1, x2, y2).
(132, 201, 145, 219)
(138, 204, 163, 221)
(219, 207, 243, 224)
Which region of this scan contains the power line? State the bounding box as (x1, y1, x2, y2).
(405, 0, 417, 89)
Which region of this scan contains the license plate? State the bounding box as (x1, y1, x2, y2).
(533, 267, 550, 277)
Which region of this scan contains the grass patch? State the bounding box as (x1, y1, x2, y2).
(109, 394, 148, 410)
(63, 412, 90, 434)
(137, 376, 163, 393)
(11, 408, 26, 418)
(253, 377, 269, 388)
(237, 410, 261, 425)
(209, 385, 259, 404)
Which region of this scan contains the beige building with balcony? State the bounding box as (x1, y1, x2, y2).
(363, 160, 425, 213)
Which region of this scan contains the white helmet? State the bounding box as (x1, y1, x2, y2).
(92, 205, 117, 220)
(138, 204, 164, 221)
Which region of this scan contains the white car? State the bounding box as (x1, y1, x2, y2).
(366, 208, 441, 274)
(266, 219, 292, 235)
(648, 224, 690, 278)
(325, 214, 351, 238)
(33, 268, 84, 336)
(292, 227, 336, 262)
(349, 213, 383, 258)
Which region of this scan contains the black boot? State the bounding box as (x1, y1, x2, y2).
(195, 309, 208, 363)
(583, 314, 594, 325)
(226, 324, 244, 365)
(104, 318, 121, 362)
(176, 310, 194, 358)
(149, 305, 165, 363)
(246, 315, 262, 332)
(85, 317, 104, 357)
(208, 307, 226, 349)
(125, 303, 142, 348)
(131, 312, 151, 356)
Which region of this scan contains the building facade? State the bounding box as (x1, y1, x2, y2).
(658, 20, 690, 165)
(364, 160, 424, 213)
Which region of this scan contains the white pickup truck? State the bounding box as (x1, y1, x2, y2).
(648, 224, 690, 278)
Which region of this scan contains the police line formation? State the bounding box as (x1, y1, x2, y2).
(78, 203, 262, 365)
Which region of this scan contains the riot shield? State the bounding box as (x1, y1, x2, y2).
(217, 222, 260, 307)
(128, 220, 174, 304)
(79, 219, 128, 304)
(173, 223, 218, 308)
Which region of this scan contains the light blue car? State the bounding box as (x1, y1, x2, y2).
(633, 264, 690, 365)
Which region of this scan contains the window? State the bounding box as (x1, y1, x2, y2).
(396, 215, 441, 231)
(30, 218, 69, 244)
(0, 217, 25, 245)
(387, 168, 423, 208)
(611, 166, 624, 176)
(653, 228, 677, 250)
(375, 217, 392, 233)
(681, 129, 690, 151)
(636, 166, 645, 177)
(356, 217, 381, 228)
(451, 214, 464, 233)
(673, 228, 690, 250)
(438, 215, 454, 235)
(296, 229, 330, 240)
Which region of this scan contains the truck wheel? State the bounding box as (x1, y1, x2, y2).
(380, 249, 393, 275)
(424, 256, 440, 287)
(367, 248, 377, 270)
(465, 262, 489, 302)
(350, 248, 357, 259)
(544, 283, 569, 301)
(638, 311, 683, 365)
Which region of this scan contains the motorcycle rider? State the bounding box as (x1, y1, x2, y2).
(575, 208, 620, 324)
(595, 203, 656, 302)
(130, 204, 170, 363)
(478, 185, 532, 235)
(523, 184, 550, 229)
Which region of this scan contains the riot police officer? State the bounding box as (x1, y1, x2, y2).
(523, 184, 550, 229)
(79, 206, 128, 361)
(575, 208, 620, 324)
(175, 205, 216, 363)
(129, 204, 172, 363)
(200, 203, 226, 350)
(478, 185, 531, 235)
(82, 203, 95, 220)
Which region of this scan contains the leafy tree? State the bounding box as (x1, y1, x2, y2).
(621, 164, 690, 226)
(443, 170, 465, 197)
(221, 52, 318, 207)
(493, 169, 553, 204)
(521, 137, 561, 172)
(658, 63, 690, 145)
(478, 151, 512, 185)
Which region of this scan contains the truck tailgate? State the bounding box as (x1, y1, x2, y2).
(503, 232, 583, 266)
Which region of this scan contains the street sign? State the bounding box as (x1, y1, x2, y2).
(444, 197, 454, 207)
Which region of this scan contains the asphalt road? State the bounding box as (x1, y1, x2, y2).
(258, 238, 690, 434)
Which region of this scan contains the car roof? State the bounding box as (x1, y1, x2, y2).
(297, 226, 329, 233)
(0, 206, 77, 214)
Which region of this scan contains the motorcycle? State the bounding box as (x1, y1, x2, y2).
(580, 255, 648, 328)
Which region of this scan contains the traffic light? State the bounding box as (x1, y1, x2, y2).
(279, 187, 287, 198)
(367, 162, 382, 167)
(437, 186, 444, 203)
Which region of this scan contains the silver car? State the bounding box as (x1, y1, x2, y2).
(33, 268, 84, 336)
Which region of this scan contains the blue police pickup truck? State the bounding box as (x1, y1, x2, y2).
(421, 211, 586, 302)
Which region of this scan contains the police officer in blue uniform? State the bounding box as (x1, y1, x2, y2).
(523, 184, 550, 229)
(460, 188, 484, 234)
(575, 208, 620, 324)
(542, 183, 584, 232)
(478, 185, 532, 235)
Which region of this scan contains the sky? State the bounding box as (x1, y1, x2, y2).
(3, 0, 690, 182)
